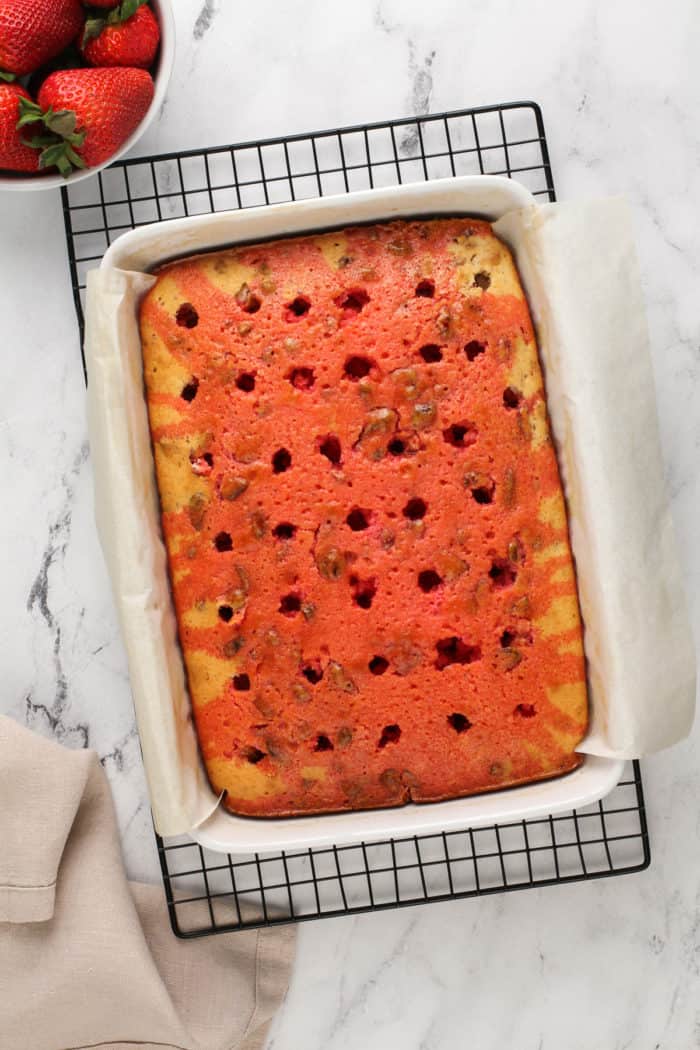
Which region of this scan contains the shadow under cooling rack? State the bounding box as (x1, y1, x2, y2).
(61, 100, 650, 937)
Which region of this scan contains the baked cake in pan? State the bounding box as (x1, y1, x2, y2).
(139, 217, 588, 817)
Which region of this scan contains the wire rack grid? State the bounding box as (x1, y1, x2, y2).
(60, 101, 650, 938)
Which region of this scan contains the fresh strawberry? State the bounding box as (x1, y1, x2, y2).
(39, 64, 153, 169)
(0, 0, 84, 78)
(81, 1, 159, 69)
(22, 66, 154, 175)
(0, 83, 39, 171)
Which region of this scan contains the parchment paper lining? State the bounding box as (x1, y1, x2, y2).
(85, 195, 695, 836)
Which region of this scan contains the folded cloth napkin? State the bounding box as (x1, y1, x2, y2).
(0, 715, 296, 1050)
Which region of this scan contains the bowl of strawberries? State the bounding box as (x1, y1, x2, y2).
(0, 0, 174, 189)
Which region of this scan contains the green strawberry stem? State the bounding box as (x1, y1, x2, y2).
(38, 142, 86, 178)
(16, 96, 87, 178)
(0, 70, 16, 82)
(112, 0, 150, 22)
(82, 0, 150, 45)
(82, 17, 107, 45)
(16, 98, 44, 127)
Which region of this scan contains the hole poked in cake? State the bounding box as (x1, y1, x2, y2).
(403, 497, 427, 520)
(387, 437, 406, 457)
(180, 378, 199, 401)
(344, 355, 373, 380)
(418, 569, 442, 593)
(285, 295, 311, 320)
(464, 472, 495, 504)
(346, 507, 370, 532)
(241, 745, 265, 764)
(369, 655, 389, 676)
(288, 366, 316, 390)
(378, 724, 401, 747)
(190, 451, 213, 476)
(464, 340, 486, 361)
(237, 284, 262, 313)
(415, 279, 435, 298)
(355, 589, 375, 611)
(175, 302, 199, 328)
(500, 625, 533, 648)
(272, 448, 292, 473)
(419, 343, 443, 363)
(335, 289, 370, 316)
(473, 486, 494, 505)
(235, 372, 256, 392)
(273, 522, 297, 540)
(232, 673, 250, 691)
(350, 576, 377, 609)
(514, 703, 536, 718)
(214, 531, 233, 552)
(279, 592, 302, 617)
(503, 386, 523, 409)
(434, 637, 481, 669)
(314, 734, 334, 752)
(489, 558, 517, 589)
(318, 434, 342, 464)
(447, 712, 472, 733)
(473, 271, 491, 291)
(301, 661, 323, 685)
(442, 421, 478, 448)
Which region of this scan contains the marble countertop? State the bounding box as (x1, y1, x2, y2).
(1, 1, 699, 1047)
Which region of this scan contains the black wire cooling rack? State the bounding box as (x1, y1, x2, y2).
(60, 101, 650, 937)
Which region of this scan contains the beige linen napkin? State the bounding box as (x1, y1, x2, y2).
(0, 715, 296, 1050)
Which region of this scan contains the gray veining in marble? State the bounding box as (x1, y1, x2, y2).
(1, 0, 699, 1047)
(193, 0, 219, 42)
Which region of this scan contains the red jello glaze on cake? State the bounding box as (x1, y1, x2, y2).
(140, 218, 588, 817)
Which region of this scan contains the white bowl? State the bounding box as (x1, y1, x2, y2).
(0, 0, 174, 192)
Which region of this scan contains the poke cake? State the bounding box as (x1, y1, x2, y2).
(139, 217, 589, 817)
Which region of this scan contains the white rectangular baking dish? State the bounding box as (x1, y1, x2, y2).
(98, 174, 624, 853)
